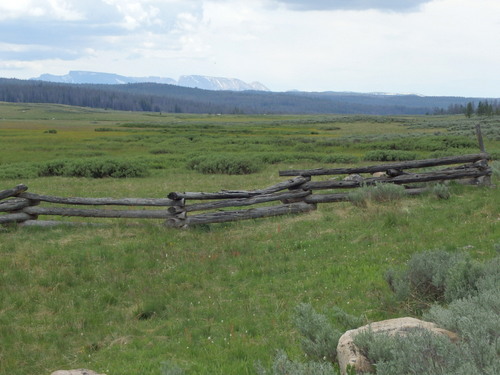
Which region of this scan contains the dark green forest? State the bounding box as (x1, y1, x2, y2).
(0, 78, 498, 115)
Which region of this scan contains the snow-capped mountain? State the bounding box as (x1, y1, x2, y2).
(178, 75, 269, 91)
(32, 71, 269, 92)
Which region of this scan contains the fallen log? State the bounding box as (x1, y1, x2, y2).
(301, 167, 491, 190)
(279, 153, 490, 176)
(165, 202, 316, 228)
(23, 206, 178, 219)
(0, 184, 28, 201)
(176, 190, 311, 213)
(19, 192, 178, 207)
(168, 176, 310, 200)
(0, 212, 34, 224)
(0, 198, 32, 212)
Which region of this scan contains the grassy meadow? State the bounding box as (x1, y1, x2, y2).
(0, 102, 499, 374)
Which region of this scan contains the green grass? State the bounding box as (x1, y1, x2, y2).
(0, 102, 499, 374)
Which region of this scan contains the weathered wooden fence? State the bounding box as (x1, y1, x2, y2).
(0, 153, 492, 229)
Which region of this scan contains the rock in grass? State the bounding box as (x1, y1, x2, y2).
(336, 317, 458, 375)
(51, 370, 105, 375)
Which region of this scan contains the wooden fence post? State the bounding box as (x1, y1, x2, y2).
(475, 123, 486, 153)
(475, 123, 492, 186)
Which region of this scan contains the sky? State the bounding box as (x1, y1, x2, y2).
(0, 0, 499, 97)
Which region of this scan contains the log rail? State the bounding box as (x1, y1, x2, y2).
(0, 153, 493, 229)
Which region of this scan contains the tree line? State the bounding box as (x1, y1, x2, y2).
(0, 78, 498, 116)
(435, 100, 500, 117)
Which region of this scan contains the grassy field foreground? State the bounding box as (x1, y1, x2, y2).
(0, 103, 499, 374)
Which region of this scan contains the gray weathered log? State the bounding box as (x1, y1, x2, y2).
(0, 184, 28, 200)
(305, 193, 350, 204)
(279, 153, 490, 176)
(304, 187, 430, 204)
(23, 206, 177, 219)
(0, 212, 34, 224)
(167, 176, 310, 200)
(18, 192, 178, 207)
(19, 220, 105, 227)
(0, 198, 32, 212)
(301, 167, 491, 190)
(176, 190, 311, 213)
(165, 202, 316, 228)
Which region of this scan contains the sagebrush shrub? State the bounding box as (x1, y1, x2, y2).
(348, 183, 405, 207)
(432, 183, 451, 200)
(369, 183, 405, 202)
(355, 328, 464, 375)
(293, 303, 341, 363)
(187, 154, 261, 175)
(255, 350, 335, 375)
(347, 188, 368, 208)
(385, 250, 490, 310)
(384, 250, 456, 309)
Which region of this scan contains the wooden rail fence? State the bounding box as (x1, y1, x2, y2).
(0, 153, 492, 229)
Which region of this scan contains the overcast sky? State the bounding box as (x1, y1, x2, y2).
(1, 0, 499, 97)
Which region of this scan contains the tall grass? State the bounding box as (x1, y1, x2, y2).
(0, 103, 498, 374)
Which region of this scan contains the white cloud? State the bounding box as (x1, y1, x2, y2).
(1, 0, 500, 97)
(272, 0, 433, 12)
(0, 0, 84, 21)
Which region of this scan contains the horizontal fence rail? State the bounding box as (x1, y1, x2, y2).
(0, 152, 493, 229)
(278, 153, 490, 177)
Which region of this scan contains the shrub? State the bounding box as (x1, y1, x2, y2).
(489, 151, 500, 161)
(43, 129, 57, 134)
(354, 327, 464, 375)
(384, 250, 456, 309)
(0, 162, 39, 179)
(36, 158, 149, 178)
(369, 183, 405, 202)
(348, 183, 405, 207)
(255, 350, 335, 375)
(431, 183, 451, 200)
(38, 160, 67, 177)
(321, 154, 359, 164)
(385, 250, 491, 312)
(491, 160, 500, 179)
(186, 155, 262, 175)
(293, 303, 341, 362)
(66, 158, 148, 178)
(364, 150, 418, 162)
(347, 188, 368, 208)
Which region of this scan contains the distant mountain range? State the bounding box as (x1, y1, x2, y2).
(31, 71, 270, 92)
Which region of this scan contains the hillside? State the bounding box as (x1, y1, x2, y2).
(0, 78, 497, 115)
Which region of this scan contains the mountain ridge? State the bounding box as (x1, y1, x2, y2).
(32, 71, 269, 92)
